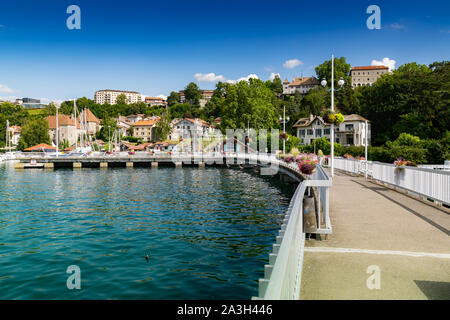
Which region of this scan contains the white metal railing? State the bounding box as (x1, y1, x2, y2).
(254, 164, 332, 300)
(334, 157, 450, 206)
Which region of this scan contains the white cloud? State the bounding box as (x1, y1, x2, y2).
(0, 95, 20, 102)
(371, 57, 396, 71)
(226, 74, 259, 84)
(264, 67, 272, 72)
(269, 72, 281, 81)
(194, 72, 226, 83)
(156, 94, 167, 100)
(283, 59, 303, 69)
(0, 84, 14, 94)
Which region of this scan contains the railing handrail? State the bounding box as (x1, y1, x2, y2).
(334, 157, 450, 205)
(255, 164, 332, 300)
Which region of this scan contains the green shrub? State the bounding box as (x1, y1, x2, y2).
(387, 145, 427, 163)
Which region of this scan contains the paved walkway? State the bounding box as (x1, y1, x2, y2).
(300, 170, 450, 300)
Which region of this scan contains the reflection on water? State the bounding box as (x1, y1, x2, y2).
(0, 163, 293, 299)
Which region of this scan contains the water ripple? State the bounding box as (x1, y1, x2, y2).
(0, 163, 293, 299)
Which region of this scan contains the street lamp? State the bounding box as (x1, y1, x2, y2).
(279, 105, 290, 154)
(321, 54, 345, 177)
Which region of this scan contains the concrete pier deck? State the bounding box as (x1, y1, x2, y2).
(300, 170, 450, 300)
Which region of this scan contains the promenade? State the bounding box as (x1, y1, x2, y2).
(300, 170, 450, 300)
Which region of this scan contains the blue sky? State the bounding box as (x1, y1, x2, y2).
(0, 0, 448, 103)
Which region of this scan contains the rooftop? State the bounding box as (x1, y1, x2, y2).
(351, 66, 388, 71)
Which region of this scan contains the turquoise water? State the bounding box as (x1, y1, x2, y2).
(0, 163, 293, 299)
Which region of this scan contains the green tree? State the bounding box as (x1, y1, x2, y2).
(116, 93, 127, 106)
(154, 110, 171, 141)
(315, 56, 351, 88)
(359, 61, 449, 145)
(167, 91, 180, 107)
(184, 82, 202, 106)
(301, 87, 328, 116)
(96, 117, 119, 143)
(220, 78, 278, 131)
(271, 75, 283, 95)
(17, 118, 51, 151)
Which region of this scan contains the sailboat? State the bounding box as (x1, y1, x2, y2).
(75, 105, 93, 154)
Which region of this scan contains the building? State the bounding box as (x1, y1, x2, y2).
(23, 143, 56, 152)
(179, 90, 214, 107)
(169, 118, 219, 141)
(145, 96, 168, 107)
(47, 114, 79, 146)
(22, 98, 40, 104)
(78, 109, 101, 136)
(126, 114, 145, 124)
(7, 126, 21, 146)
(293, 114, 371, 147)
(46, 109, 101, 146)
(351, 66, 389, 88)
(116, 116, 131, 136)
(94, 89, 141, 105)
(283, 77, 319, 95)
(133, 119, 159, 142)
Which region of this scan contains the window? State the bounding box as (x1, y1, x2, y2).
(298, 129, 306, 136)
(307, 129, 313, 135)
(316, 129, 322, 137)
(345, 124, 354, 131)
(346, 135, 354, 145)
(324, 128, 330, 135)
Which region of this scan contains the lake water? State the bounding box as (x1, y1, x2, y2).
(0, 163, 293, 299)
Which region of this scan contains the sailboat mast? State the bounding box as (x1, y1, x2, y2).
(74, 99, 77, 151)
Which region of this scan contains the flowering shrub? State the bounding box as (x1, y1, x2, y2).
(283, 155, 295, 163)
(279, 133, 288, 140)
(394, 158, 408, 167)
(343, 154, 354, 159)
(323, 110, 345, 125)
(299, 162, 316, 175)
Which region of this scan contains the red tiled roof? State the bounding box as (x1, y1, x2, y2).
(134, 119, 158, 126)
(46, 115, 79, 129)
(351, 66, 388, 71)
(23, 143, 56, 151)
(79, 109, 100, 124)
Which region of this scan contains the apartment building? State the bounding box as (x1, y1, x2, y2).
(283, 77, 319, 95)
(293, 114, 371, 146)
(179, 90, 214, 107)
(145, 96, 168, 107)
(351, 66, 389, 88)
(94, 89, 141, 105)
(133, 118, 160, 142)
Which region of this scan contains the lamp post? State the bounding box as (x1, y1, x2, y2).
(320, 54, 345, 177)
(279, 105, 290, 154)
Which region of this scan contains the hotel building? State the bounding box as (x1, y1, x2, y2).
(94, 90, 142, 105)
(351, 66, 389, 88)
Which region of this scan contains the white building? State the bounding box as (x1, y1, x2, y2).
(145, 96, 168, 107)
(351, 66, 388, 88)
(283, 77, 319, 95)
(7, 126, 21, 146)
(293, 114, 371, 146)
(94, 89, 142, 105)
(169, 118, 220, 140)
